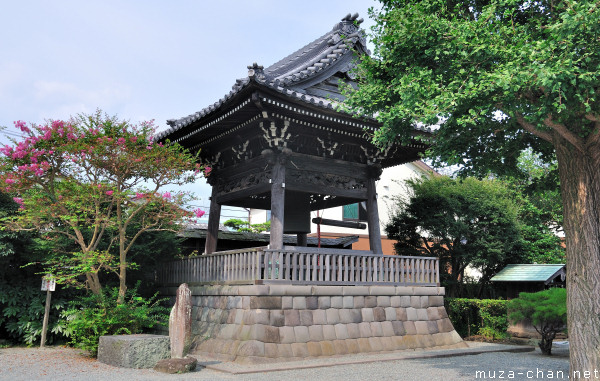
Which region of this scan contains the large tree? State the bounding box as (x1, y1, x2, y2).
(344, 0, 600, 373)
(386, 177, 524, 298)
(0, 111, 205, 302)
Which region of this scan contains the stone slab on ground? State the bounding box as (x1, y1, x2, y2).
(97, 334, 170, 368)
(154, 356, 199, 374)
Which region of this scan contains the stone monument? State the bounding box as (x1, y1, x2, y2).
(154, 283, 198, 373)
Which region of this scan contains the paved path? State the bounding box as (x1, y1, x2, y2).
(0, 342, 570, 381)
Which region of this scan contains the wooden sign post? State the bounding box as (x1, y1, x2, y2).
(40, 275, 55, 348)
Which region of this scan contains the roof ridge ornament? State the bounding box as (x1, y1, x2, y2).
(247, 63, 266, 81)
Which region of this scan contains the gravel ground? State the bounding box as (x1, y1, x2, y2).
(0, 343, 570, 381)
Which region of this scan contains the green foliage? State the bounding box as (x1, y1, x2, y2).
(0, 110, 204, 298)
(224, 218, 271, 233)
(508, 288, 567, 355)
(344, 0, 599, 177)
(0, 281, 72, 345)
(445, 298, 509, 340)
(61, 282, 169, 356)
(386, 176, 523, 297)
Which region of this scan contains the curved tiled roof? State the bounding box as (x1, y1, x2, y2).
(157, 13, 370, 141)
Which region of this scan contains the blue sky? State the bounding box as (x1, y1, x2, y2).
(0, 0, 378, 220)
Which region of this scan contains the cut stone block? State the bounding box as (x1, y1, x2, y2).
(346, 323, 360, 339)
(342, 296, 354, 308)
(417, 308, 429, 321)
(373, 307, 386, 322)
(415, 321, 430, 335)
(400, 296, 411, 308)
(312, 309, 327, 325)
(282, 296, 293, 310)
(294, 326, 310, 343)
(384, 307, 397, 321)
(438, 318, 455, 333)
(346, 339, 360, 353)
(330, 296, 343, 308)
(291, 343, 309, 357)
(428, 295, 444, 307)
(320, 341, 336, 356)
(98, 334, 170, 369)
(250, 296, 282, 310)
(306, 296, 319, 310)
(404, 321, 417, 335)
(326, 308, 340, 324)
(322, 324, 337, 340)
(353, 296, 365, 309)
(270, 310, 285, 327)
(406, 308, 418, 321)
(318, 296, 331, 309)
(368, 337, 383, 352)
(361, 308, 374, 322)
(265, 343, 278, 358)
(279, 326, 296, 344)
(370, 322, 383, 337)
(333, 339, 349, 354)
(376, 296, 391, 307)
(364, 296, 377, 308)
(307, 341, 323, 357)
(381, 321, 395, 337)
(284, 309, 300, 326)
(334, 324, 349, 340)
(293, 296, 307, 310)
(308, 325, 324, 341)
(300, 310, 314, 326)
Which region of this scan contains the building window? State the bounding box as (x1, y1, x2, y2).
(266, 210, 271, 221)
(343, 202, 367, 221)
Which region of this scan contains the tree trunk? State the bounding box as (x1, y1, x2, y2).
(86, 272, 102, 295)
(118, 232, 127, 304)
(554, 136, 600, 375)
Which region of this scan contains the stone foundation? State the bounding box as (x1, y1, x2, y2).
(158, 285, 465, 363)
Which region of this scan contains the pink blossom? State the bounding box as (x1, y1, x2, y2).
(130, 136, 138, 143)
(205, 167, 212, 176)
(5, 179, 15, 184)
(162, 192, 172, 200)
(106, 190, 114, 196)
(193, 208, 206, 218)
(14, 120, 30, 133)
(13, 197, 23, 205)
(117, 137, 126, 145)
(135, 192, 145, 199)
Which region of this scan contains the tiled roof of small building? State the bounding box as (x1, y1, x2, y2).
(490, 264, 566, 283)
(157, 13, 372, 141)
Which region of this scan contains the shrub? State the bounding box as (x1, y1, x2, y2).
(61, 282, 169, 356)
(508, 288, 567, 355)
(445, 298, 509, 340)
(0, 281, 72, 346)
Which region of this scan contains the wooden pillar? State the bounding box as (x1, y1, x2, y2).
(205, 186, 221, 255)
(270, 158, 286, 250)
(366, 169, 383, 254)
(297, 233, 308, 247)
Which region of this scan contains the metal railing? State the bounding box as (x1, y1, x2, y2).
(157, 246, 439, 286)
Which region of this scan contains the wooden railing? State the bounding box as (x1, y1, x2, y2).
(156, 246, 439, 287)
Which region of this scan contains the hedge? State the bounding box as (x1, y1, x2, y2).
(445, 298, 509, 339)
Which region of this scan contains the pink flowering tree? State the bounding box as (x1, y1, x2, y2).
(0, 110, 205, 302)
